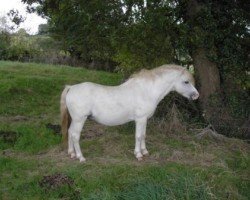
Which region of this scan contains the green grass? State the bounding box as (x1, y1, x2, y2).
(0, 61, 249, 199)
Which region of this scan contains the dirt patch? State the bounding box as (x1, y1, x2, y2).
(83, 129, 104, 139)
(12, 115, 29, 121)
(39, 173, 74, 190)
(46, 123, 61, 135)
(8, 87, 33, 94)
(0, 130, 19, 145)
(0, 115, 29, 122)
(82, 121, 106, 139)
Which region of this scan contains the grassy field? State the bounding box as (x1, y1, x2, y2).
(0, 61, 249, 199)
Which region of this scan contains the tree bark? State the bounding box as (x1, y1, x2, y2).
(192, 48, 221, 107)
(185, 0, 221, 118)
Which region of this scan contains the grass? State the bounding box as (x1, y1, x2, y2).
(0, 61, 249, 199)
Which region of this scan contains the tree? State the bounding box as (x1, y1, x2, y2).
(0, 16, 11, 32)
(17, 28, 29, 36)
(172, 0, 249, 121)
(23, 0, 124, 65)
(38, 23, 49, 35)
(113, 0, 177, 74)
(7, 9, 26, 31)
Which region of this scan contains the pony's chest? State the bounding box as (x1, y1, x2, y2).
(134, 101, 157, 119)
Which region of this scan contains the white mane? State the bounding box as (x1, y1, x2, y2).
(129, 64, 194, 84)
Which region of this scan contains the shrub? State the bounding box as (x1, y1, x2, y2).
(0, 31, 11, 59)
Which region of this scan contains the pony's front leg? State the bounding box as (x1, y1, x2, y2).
(141, 121, 149, 156)
(134, 118, 147, 161)
(69, 118, 86, 162)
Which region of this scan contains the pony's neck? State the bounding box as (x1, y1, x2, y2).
(124, 69, 180, 104)
(148, 70, 179, 104)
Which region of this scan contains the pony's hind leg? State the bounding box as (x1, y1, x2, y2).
(69, 117, 87, 162)
(68, 132, 75, 159)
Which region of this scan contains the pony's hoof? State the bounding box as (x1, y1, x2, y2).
(135, 152, 143, 161)
(70, 153, 76, 159)
(79, 157, 86, 163)
(137, 157, 143, 161)
(142, 149, 149, 156)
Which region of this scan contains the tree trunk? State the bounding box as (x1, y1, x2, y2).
(185, 0, 221, 119)
(192, 48, 221, 108)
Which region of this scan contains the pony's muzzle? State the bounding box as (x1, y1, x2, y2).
(190, 92, 199, 100)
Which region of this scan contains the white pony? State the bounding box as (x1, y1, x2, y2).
(60, 64, 199, 162)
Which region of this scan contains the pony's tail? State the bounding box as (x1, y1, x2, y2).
(60, 85, 71, 147)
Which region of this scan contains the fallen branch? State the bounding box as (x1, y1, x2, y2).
(195, 124, 226, 141)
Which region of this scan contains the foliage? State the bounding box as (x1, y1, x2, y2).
(0, 31, 11, 59)
(0, 30, 66, 63)
(38, 23, 49, 35)
(20, 0, 249, 87)
(22, 0, 180, 72)
(174, 0, 249, 85)
(113, 3, 178, 73)
(0, 30, 35, 61)
(7, 9, 26, 29)
(35, 0, 124, 63)
(0, 16, 12, 32)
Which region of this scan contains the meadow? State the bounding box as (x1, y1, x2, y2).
(0, 61, 249, 199)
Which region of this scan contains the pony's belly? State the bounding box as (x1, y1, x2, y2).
(94, 117, 132, 126)
(91, 111, 133, 126)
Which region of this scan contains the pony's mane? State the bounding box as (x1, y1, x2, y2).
(130, 64, 192, 81)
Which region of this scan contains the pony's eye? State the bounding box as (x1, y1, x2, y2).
(184, 81, 189, 84)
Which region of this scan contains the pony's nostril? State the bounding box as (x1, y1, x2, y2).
(191, 92, 199, 100)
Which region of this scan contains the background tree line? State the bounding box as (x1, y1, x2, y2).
(1, 0, 249, 139)
(0, 17, 77, 66)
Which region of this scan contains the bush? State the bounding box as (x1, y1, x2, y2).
(0, 31, 11, 59)
(0, 31, 64, 64)
(0, 31, 38, 61)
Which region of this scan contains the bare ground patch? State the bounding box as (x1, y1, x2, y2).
(81, 120, 106, 139)
(0, 130, 19, 145)
(39, 173, 74, 190)
(0, 115, 29, 123)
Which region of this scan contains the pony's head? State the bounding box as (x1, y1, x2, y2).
(173, 69, 199, 100)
